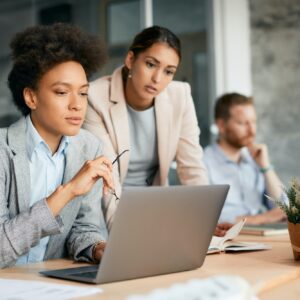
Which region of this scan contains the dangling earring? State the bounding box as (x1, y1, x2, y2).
(128, 70, 132, 79)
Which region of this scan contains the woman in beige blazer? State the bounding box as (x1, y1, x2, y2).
(84, 26, 209, 229)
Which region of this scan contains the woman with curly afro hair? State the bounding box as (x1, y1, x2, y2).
(0, 23, 114, 268)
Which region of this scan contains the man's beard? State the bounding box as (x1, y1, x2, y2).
(226, 133, 255, 149)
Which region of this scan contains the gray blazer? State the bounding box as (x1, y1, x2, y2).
(0, 118, 108, 269)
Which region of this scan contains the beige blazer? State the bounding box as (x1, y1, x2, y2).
(84, 67, 208, 228)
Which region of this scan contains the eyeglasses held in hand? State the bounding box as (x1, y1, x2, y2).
(109, 149, 129, 204)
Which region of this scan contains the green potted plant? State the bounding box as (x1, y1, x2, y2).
(270, 177, 300, 260)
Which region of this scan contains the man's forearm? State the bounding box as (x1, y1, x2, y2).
(264, 169, 283, 200)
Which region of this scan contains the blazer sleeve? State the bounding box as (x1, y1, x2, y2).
(66, 180, 108, 262)
(83, 102, 122, 231)
(66, 138, 109, 262)
(175, 83, 208, 185)
(0, 148, 62, 269)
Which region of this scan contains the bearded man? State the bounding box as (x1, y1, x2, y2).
(204, 93, 286, 225)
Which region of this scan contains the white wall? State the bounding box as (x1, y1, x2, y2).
(212, 0, 252, 98)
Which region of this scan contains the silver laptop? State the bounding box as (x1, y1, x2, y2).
(40, 185, 229, 284)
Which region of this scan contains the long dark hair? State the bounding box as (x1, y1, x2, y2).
(122, 26, 181, 79)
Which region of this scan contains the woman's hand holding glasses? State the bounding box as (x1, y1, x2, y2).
(108, 149, 130, 203)
(68, 156, 115, 198)
(47, 155, 115, 217)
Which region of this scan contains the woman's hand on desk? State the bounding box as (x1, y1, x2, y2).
(93, 241, 107, 262)
(214, 222, 233, 237)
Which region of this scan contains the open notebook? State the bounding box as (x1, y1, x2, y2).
(208, 219, 271, 254)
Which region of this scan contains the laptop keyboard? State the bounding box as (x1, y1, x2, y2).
(71, 271, 97, 279)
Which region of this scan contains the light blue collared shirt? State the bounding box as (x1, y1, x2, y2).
(16, 115, 69, 265)
(203, 143, 275, 223)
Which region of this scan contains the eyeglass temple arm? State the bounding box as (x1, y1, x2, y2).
(112, 149, 129, 165)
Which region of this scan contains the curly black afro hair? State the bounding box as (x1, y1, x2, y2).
(8, 22, 107, 115)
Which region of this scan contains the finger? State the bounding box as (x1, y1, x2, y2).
(247, 142, 255, 150)
(94, 248, 105, 261)
(84, 159, 115, 190)
(95, 156, 113, 171)
(218, 230, 227, 237)
(218, 225, 231, 231)
(248, 144, 260, 153)
(94, 242, 106, 261)
(214, 228, 221, 236)
(103, 177, 115, 191)
(85, 157, 113, 175)
(214, 228, 226, 237)
(94, 166, 115, 190)
(222, 222, 234, 229)
(103, 185, 109, 196)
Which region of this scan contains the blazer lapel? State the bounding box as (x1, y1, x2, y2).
(109, 68, 130, 182)
(110, 102, 130, 182)
(155, 92, 172, 185)
(62, 138, 79, 184)
(7, 118, 31, 213)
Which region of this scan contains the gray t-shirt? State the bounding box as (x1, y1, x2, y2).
(124, 104, 159, 186)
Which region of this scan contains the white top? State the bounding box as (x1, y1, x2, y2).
(123, 104, 159, 186)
